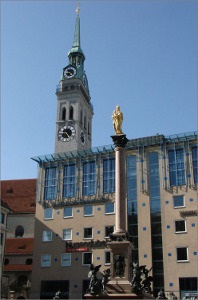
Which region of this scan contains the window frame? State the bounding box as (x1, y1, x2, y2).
(63, 207, 73, 218)
(84, 205, 93, 217)
(62, 228, 72, 241)
(82, 252, 92, 266)
(105, 202, 115, 215)
(104, 251, 111, 265)
(63, 164, 76, 198)
(82, 161, 96, 196)
(83, 227, 93, 239)
(103, 158, 115, 194)
(44, 208, 53, 220)
(44, 167, 57, 200)
(61, 253, 71, 267)
(173, 195, 185, 208)
(168, 148, 186, 186)
(104, 225, 114, 238)
(41, 254, 51, 267)
(42, 230, 53, 242)
(175, 220, 186, 233)
(176, 247, 189, 262)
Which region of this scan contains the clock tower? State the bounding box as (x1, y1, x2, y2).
(55, 7, 93, 153)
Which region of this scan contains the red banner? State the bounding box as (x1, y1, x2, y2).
(66, 247, 88, 252)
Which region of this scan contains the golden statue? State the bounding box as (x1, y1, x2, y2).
(112, 105, 123, 135)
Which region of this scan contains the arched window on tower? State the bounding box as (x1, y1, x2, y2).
(69, 106, 74, 120)
(84, 115, 87, 129)
(80, 110, 83, 124)
(62, 107, 66, 120)
(88, 122, 90, 135)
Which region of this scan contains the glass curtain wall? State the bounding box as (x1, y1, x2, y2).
(148, 152, 164, 296)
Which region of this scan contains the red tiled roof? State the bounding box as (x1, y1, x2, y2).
(4, 264, 32, 271)
(5, 238, 34, 255)
(1, 179, 37, 213)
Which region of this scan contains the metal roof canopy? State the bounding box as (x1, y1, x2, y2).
(31, 131, 198, 163)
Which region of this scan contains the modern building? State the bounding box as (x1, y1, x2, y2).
(29, 8, 198, 300)
(1, 179, 36, 299)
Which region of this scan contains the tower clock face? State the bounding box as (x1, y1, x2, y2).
(58, 125, 75, 142)
(64, 66, 76, 78)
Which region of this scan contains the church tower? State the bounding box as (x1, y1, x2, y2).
(54, 7, 93, 153)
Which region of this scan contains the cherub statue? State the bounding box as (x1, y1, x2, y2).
(112, 105, 123, 135)
(101, 268, 110, 292)
(88, 264, 101, 295)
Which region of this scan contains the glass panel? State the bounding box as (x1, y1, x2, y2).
(83, 253, 92, 265)
(83, 162, 96, 196)
(175, 220, 186, 232)
(44, 208, 53, 219)
(43, 230, 52, 242)
(105, 203, 114, 214)
(61, 254, 71, 266)
(192, 147, 198, 183)
(168, 149, 186, 186)
(84, 228, 92, 239)
(103, 158, 115, 193)
(177, 248, 188, 261)
(84, 205, 93, 216)
(44, 167, 57, 200)
(63, 207, 73, 218)
(63, 229, 72, 240)
(63, 164, 76, 198)
(173, 195, 184, 207)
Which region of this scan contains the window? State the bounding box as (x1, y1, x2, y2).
(63, 164, 76, 198)
(82, 252, 92, 265)
(63, 207, 73, 218)
(15, 225, 24, 237)
(168, 149, 186, 186)
(42, 230, 52, 242)
(192, 146, 198, 184)
(61, 253, 71, 267)
(105, 251, 111, 265)
(80, 110, 83, 124)
(84, 227, 93, 239)
(177, 247, 188, 261)
(44, 208, 53, 219)
(1, 233, 3, 245)
(41, 254, 51, 267)
(84, 115, 87, 129)
(175, 220, 186, 233)
(63, 229, 72, 240)
(69, 106, 74, 119)
(44, 167, 57, 200)
(26, 258, 33, 265)
(82, 161, 96, 196)
(62, 107, 66, 120)
(173, 195, 184, 208)
(1, 213, 5, 224)
(105, 226, 114, 238)
(103, 158, 115, 193)
(105, 202, 114, 214)
(84, 205, 93, 216)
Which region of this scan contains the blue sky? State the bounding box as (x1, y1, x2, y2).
(1, 0, 197, 180)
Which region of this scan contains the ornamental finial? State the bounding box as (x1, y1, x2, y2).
(76, 3, 80, 15)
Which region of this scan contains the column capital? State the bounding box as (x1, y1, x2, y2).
(111, 134, 129, 148)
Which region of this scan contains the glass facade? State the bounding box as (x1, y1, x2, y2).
(148, 152, 164, 295)
(127, 155, 138, 261)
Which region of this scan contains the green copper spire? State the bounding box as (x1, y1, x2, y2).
(68, 6, 85, 59)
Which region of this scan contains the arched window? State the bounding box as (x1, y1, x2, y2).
(15, 225, 24, 237)
(84, 115, 87, 129)
(88, 122, 90, 135)
(80, 110, 83, 124)
(69, 106, 74, 120)
(62, 107, 66, 120)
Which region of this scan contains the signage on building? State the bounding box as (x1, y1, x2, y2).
(65, 240, 107, 252)
(180, 210, 198, 218)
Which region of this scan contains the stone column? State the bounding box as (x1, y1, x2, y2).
(111, 134, 128, 236)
